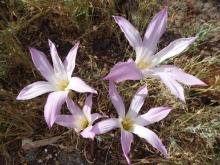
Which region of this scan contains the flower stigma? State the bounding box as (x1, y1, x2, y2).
(56, 80, 69, 91)
(80, 118, 89, 129)
(121, 118, 133, 131)
(136, 60, 150, 70)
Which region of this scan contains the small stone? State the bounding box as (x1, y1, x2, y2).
(38, 159, 43, 163)
(48, 154, 53, 159)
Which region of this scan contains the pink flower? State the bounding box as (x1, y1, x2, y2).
(92, 82, 171, 164)
(17, 40, 97, 128)
(55, 94, 102, 139)
(104, 8, 207, 101)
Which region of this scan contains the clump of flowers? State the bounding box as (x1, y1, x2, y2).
(16, 8, 208, 165)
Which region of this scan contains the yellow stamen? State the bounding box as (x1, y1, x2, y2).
(80, 118, 89, 129)
(56, 80, 68, 91)
(136, 61, 149, 70)
(121, 118, 133, 131)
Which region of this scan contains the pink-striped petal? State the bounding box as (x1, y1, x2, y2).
(80, 126, 95, 139)
(141, 8, 167, 59)
(104, 59, 143, 83)
(109, 82, 125, 118)
(92, 119, 120, 135)
(113, 16, 142, 52)
(67, 77, 97, 94)
(48, 39, 66, 76)
(121, 130, 133, 164)
(64, 42, 80, 80)
(55, 115, 75, 128)
(83, 94, 93, 122)
(126, 85, 148, 119)
(29, 47, 54, 81)
(17, 81, 54, 100)
(158, 65, 207, 86)
(44, 91, 68, 128)
(134, 107, 171, 126)
(66, 97, 82, 115)
(90, 113, 103, 124)
(132, 124, 168, 157)
(152, 37, 197, 66)
(158, 73, 185, 101)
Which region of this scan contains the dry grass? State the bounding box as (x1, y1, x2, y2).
(0, 0, 220, 164)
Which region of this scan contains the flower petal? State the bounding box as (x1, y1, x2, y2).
(66, 97, 82, 115)
(134, 107, 171, 126)
(113, 16, 142, 52)
(67, 77, 97, 94)
(48, 39, 66, 77)
(83, 94, 93, 122)
(104, 59, 143, 83)
(80, 126, 95, 139)
(55, 115, 75, 128)
(29, 47, 54, 81)
(109, 82, 125, 118)
(90, 113, 103, 124)
(121, 130, 133, 164)
(64, 41, 80, 80)
(126, 85, 148, 119)
(139, 8, 167, 61)
(159, 73, 185, 101)
(152, 37, 197, 66)
(158, 65, 207, 86)
(132, 124, 168, 157)
(17, 81, 54, 100)
(92, 119, 120, 135)
(44, 91, 68, 128)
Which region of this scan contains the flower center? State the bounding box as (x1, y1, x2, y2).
(80, 118, 89, 129)
(56, 80, 68, 91)
(136, 61, 150, 70)
(74, 115, 89, 131)
(121, 118, 133, 131)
